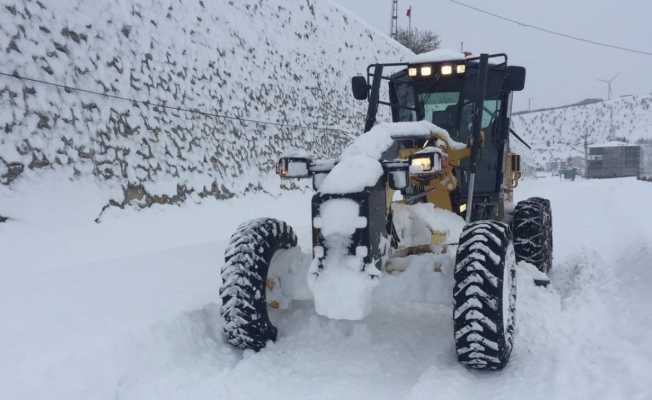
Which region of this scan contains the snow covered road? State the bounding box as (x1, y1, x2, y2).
(1, 175, 651, 399)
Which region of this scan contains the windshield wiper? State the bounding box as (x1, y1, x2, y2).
(509, 128, 531, 150)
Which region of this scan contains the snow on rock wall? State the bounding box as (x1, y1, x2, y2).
(512, 95, 652, 168)
(0, 0, 410, 211)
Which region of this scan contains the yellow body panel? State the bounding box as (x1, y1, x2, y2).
(502, 152, 522, 207)
(391, 133, 471, 249)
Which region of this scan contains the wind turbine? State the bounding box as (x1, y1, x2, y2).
(597, 73, 620, 101)
(597, 73, 620, 140)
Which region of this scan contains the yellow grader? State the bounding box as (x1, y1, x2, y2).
(220, 52, 553, 370)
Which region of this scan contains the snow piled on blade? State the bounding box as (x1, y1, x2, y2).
(319, 120, 461, 194)
(393, 203, 465, 247)
(309, 198, 380, 320)
(315, 198, 366, 236)
(308, 255, 380, 320)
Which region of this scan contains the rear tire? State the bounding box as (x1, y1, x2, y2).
(219, 218, 297, 351)
(512, 197, 553, 273)
(454, 221, 517, 370)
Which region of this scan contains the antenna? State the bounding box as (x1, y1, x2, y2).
(390, 0, 399, 39)
(597, 73, 620, 100)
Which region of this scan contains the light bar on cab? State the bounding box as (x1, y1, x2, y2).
(407, 62, 467, 78)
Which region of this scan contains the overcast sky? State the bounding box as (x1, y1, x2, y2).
(335, 0, 652, 111)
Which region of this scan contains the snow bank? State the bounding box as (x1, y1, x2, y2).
(3, 175, 652, 399)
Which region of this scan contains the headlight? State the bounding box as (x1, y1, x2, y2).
(409, 149, 443, 176)
(410, 156, 432, 173)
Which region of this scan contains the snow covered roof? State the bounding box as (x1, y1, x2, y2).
(319, 121, 464, 194)
(406, 49, 466, 64)
(589, 141, 639, 148)
(389, 121, 466, 150)
(341, 120, 455, 160)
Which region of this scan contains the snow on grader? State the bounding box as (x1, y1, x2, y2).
(219, 52, 553, 370)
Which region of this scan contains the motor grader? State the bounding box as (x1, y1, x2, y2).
(219, 52, 553, 370)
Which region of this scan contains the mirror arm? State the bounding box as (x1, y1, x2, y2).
(509, 128, 532, 150)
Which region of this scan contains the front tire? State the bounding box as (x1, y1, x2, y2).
(219, 218, 297, 351)
(454, 221, 517, 370)
(512, 197, 553, 273)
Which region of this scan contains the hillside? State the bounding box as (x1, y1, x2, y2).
(0, 0, 410, 213)
(512, 95, 652, 168)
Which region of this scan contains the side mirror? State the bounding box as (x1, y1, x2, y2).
(351, 76, 370, 100)
(511, 153, 521, 172)
(383, 160, 409, 190)
(276, 157, 312, 179)
(505, 66, 526, 92)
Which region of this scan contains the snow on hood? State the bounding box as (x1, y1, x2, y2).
(318, 121, 465, 194)
(407, 49, 466, 64)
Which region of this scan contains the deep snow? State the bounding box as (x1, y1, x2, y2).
(1, 173, 652, 399)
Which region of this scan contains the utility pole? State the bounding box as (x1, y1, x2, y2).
(406, 5, 412, 38)
(390, 0, 399, 39)
(579, 131, 592, 177)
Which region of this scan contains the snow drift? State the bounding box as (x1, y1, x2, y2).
(3, 172, 652, 399)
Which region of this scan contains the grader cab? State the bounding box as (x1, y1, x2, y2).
(220, 52, 553, 370)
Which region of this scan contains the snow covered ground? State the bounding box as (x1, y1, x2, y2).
(2, 173, 651, 399)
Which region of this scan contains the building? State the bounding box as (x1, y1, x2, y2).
(586, 142, 640, 179)
(639, 144, 652, 182)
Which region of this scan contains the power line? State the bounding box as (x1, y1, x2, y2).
(0, 70, 356, 136)
(449, 0, 652, 57)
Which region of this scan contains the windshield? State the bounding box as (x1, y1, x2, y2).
(392, 78, 505, 194)
(419, 91, 459, 133)
(391, 65, 505, 143)
(394, 82, 499, 143)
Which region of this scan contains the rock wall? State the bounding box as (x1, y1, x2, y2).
(0, 0, 410, 209)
